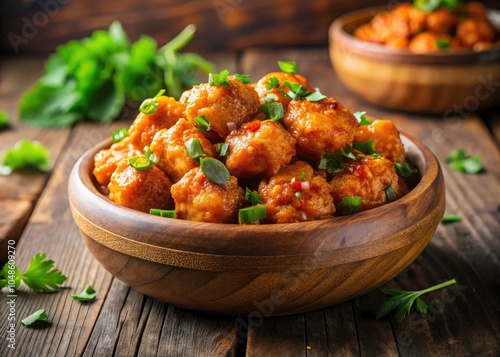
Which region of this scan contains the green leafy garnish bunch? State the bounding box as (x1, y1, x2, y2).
(446, 149, 483, 174)
(19, 22, 214, 127)
(0, 139, 50, 176)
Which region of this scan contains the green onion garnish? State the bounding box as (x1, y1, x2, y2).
(258, 101, 284, 121)
(305, 90, 326, 102)
(353, 139, 377, 156)
(245, 188, 262, 205)
(239, 204, 267, 224)
(234, 74, 251, 84)
(265, 77, 280, 90)
(129, 156, 153, 171)
(150, 208, 176, 218)
(208, 69, 231, 87)
(185, 138, 205, 163)
(385, 185, 397, 203)
(441, 214, 461, 223)
(337, 196, 362, 215)
(194, 115, 211, 132)
(112, 128, 128, 143)
(280, 81, 309, 100)
(434, 38, 451, 49)
(139, 89, 166, 115)
(354, 111, 372, 125)
(295, 192, 303, 199)
(200, 157, 230, 184)
(394, 162, 418, 178)
(216, 143, 229, 158)
(278, 61, 297, 74)
(299, 171, 307, 180)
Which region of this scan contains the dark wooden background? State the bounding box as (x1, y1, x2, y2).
(2, 0, 499, 55)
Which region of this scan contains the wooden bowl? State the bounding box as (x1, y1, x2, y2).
(68, 133, 445, 316)
(329, 6, 500, 113)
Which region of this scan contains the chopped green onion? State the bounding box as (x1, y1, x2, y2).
(239, 204, 267, 224)
(414, 0, 459, 13)
(0, 110, 10, 130)
(442, 214, 461, 223)
(216, 143, 229, 158)
(185, 138, 205, 163)
(150, 208, 176, 218)
(435, 38, 451, 49)
(21, 309, 47, 326)
(112, 128, 128, 143)
(234, 74, 251, 84)
(278, 61, 297, 74)
(299, 171, 307, 180)
(385, 185, 397, 203)
(194, 115, 211, 132)
(208, 69, 231, 87)
(305, 90, 326, 102)
(245, 188, 262, 205)
(129, 156, 153, 171)
(446, 149, 483, 174)
(295, 192, 303, 199)
(259, 101, 284, 121)
(354, 111, 372, 125)
(139, 89, 166, 115)
(200, 157, 230, 184)
(353, 139, 377, 156)
(394, 162, 418, 178)
(265, 77, 280, 90)
(280, 81, 309, 99)
(263, 93, 279, 102)
(337, 196, 362, 215)
(71, 285, 97, 301)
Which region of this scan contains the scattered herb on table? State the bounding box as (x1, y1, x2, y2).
(0, 139, 50, 176)
(376, 278, 457, 323)
(19, 22, 214, 128)
(442, 214, 462, 223)
(0, 253, 67, 292)
(0, 110, 10, 130)
(71, 285, 97, 302)
(22, 309, 48, 327)
(446, 149, 483, 174)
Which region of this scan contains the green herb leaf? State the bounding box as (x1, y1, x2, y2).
(353, 139, 378, 156)
(319, 150, 346, 173)
(280, 81, 309, 100)
(150, 208, 176, 218)
(394, 162, 418, 178)
(234, 74, 251, 84)
(441, 214, 461, 223)
(434, 38, 451, 49)
(245, 188, 262, 205)
(413, 0, 443, 12)
(22, 309, 48, 326)
(376, 279, 456, 323)
(216, 143, 229, 158)
(112, 128, 128, 143)
(354, 111, 372, 125)
(194, 115, 211, 132)
(305, 90, 326, 102)
(446, 149, 483, 174)
(200, 157, 230, 184)
(21, 253, 67, 293)
(239, 205, 267, 224)
(185, 138, 205, 163)
(0, 140, 50, 176)
(259, 101, 284, 121)
(71, 285, 97, 301)
(208, 69, 231, 87)
(385, 185, 397, 203)
(337, 196, 362, 215)
(299, 171, 307, 180)
(278, 61, 297, 74)
(265, 77, 280, 90)
(0, 264, 21, 290)
(0, 110, 10, 130)
(342, 144, 357, 160)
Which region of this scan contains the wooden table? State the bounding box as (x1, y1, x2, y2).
(1, 49, 499, 357)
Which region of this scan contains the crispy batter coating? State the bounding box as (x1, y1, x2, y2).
(253, 72, 315, 110)
(456, 18, 497, 48)
(171, 167, 245, 223)
(128, 96, 186, 148)
(426, 8, 457, 35)
(354, 119, 407, 164)
(330, 153, 405, 213)
(390, 3, 427, 38)
(93, 138, 142, 187)
(181, 76, 260, 138)
(283, 98, 359, 164)
(150, 118, 215, 183)
(258, 161, 335, 223)
(108, 159, 173, 213)
(225, 120, 296, 180)
(409, 32, 455, 53)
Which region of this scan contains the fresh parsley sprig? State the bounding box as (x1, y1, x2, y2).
(376, 279, 457, 323)
(446, 149, 483, 174)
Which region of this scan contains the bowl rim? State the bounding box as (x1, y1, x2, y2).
(329, 5, 500, 65)
(68, 131, 444, 272)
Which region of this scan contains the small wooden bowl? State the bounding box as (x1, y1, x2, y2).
(329, 6, 500, 113)
(68, 133, 444, 316)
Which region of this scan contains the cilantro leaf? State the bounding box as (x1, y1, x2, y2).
(245, 188, 262, 206)
(22, 309, 48, 326)
(446, 149, 483, 174)
(376, 279, 456, 323)
(234, 74, 251, 84)
(21, 253, 68, 292)
(319, 145, 355, 173)
(0, 110, 10, 130)
(353, 139, 378, 156)
(278, 61, 297, 74)
(258, 101, 284, 122)
(208, 69, 231, 87)
(354, 111, 372, 125)
(0, 140, 50, 176)
(394, 162, 418, 178)
(71, 285, 97, 301)
(265, 77, 280, 90)
(0, 264, 21, 289)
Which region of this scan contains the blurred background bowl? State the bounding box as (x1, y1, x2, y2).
(68, 133, 445, 316)
(329, 6, 500, 113)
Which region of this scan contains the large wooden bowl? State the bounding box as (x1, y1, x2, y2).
(329, 6, 500, 113)
(68, 133, 445, 316)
